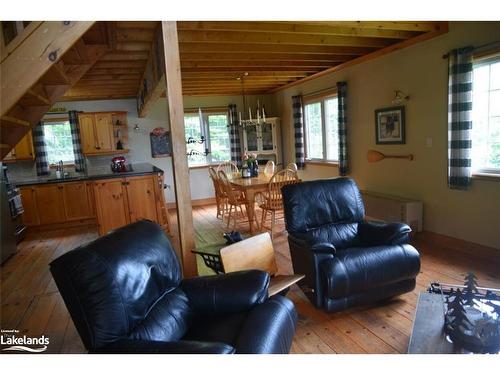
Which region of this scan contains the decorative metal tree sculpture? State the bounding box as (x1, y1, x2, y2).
(443, 272, 500, 353)
(464, 272, 479, 306)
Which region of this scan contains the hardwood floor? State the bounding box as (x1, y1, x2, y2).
(1, 205, 499, 354)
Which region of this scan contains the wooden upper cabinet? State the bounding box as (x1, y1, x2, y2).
(94, 113, 114, 152)
(20, 186, 39, 226)
(93, 179, 130, 235)
(78, 112, 116, 155)
(126, 176, 158, 223)
(79, 114, 97, 154)
(3, 131, 35, 162)
(62, 182, 93, 220)
(35, 184, 66, 225)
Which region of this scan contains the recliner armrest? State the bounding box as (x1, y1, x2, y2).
(181, 270, 269, 316)
(288, 234, 336, 254)
(358, 221, 411, 246)
(92, 339, 234, 354)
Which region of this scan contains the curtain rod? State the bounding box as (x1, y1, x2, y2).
(302, 86, 338, 99)
(442, 40, 500, 59)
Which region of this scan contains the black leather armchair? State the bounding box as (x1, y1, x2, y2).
(50, 220, 297, 354)
(281, 177, 420, 313)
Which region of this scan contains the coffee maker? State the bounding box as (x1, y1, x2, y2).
(111, 156, 127, 172)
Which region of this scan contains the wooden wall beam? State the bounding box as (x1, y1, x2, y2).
(161, 21, 197, 277)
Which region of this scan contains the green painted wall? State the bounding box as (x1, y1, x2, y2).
(275, 21, 500, 249)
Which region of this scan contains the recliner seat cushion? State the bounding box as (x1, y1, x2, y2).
(320, 244, 420, 299)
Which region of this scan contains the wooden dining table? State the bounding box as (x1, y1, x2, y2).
(227, 172, 273, 233)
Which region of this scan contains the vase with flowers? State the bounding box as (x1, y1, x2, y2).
(242, 152, 259, 178)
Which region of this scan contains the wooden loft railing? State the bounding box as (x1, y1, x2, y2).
(0, 21, 106, 159)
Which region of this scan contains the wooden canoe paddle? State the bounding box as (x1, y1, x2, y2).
(367, 149, 414, 162)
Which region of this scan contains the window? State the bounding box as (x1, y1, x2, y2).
(43, 120, 75, 165)
(184, 111, 230, 166)
(304, 95, 339, 162)
(472, 55, 500, 174)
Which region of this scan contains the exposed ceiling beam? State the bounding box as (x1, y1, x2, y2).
(177, 30, 397, 48)
(179, 52, 355, 62)
(176, 21, 420, 39)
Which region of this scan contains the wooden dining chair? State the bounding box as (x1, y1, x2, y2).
(217, 170, 249, 230)
(263, 160, 275, 175)
(208, 166, 227, 220)
(256, 168, 300, 239)
(217, 161, 239, 175)
(286, 162, 298, 172)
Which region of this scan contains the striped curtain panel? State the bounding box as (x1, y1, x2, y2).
(227, 104, 242, 167)
(292, 95, 305, 169)
(337, 81, 348, 176)
(68, 110, 86, 172)
(447, 47, 473, 190)
(32, 122, 50, 176)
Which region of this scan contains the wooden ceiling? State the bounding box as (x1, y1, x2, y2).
(61, 21, 447, 100)
(61, 21, 158, 101)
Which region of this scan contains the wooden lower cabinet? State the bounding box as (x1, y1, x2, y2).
(93, 178, 130, 235)
(93, 175, 160, 236)
(19, 186, 40, 226)
(36, 184, 66, 225)
(126, 176, 159, 223)
(20, 174, 162, 235)
(20, 181, 95, 227)
(62, 182, 94, 220)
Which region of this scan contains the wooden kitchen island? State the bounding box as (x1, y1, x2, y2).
(15, 163, 170, 236)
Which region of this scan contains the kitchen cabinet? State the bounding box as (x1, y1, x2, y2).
(19, 186, 39, 226)
(242, 117, 282, 166)
(93, 178, 130, 235)
(78, 112, 124, 155)
(20, 181, 95, 226)
(35, 184, 66, 225)
(62, 181, 94, 220)
(126, 176, 159, 223)
(93, 175, 160, 236)
(3, 131, 35, 162)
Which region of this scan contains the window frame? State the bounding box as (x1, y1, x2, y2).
(303, 92, 339, 164)
(471, 54, 500, 176)
(42, 117, 76, 167)
(183, 110, 231, 167)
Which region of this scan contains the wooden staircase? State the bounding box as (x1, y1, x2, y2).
(0, 21, 108, 159)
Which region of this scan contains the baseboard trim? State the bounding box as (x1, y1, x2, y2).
(166, 197, 216, 210)
(413, 231, 500, 260)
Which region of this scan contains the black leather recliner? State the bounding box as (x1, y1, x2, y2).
(281, 177, 420, 313)
(50, 220, 297, 354)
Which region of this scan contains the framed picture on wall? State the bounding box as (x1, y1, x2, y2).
(375, 106, 405, 144)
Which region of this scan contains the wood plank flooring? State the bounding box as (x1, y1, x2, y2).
(1, 205, 499, 354)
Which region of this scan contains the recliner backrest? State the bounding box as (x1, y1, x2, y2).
(282, 178, 365, 248)
(50, 220, 183, 350)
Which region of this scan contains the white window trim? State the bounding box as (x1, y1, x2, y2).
(184, 111, 231, 166)
(303, 93, 339, 163)
(472, 54, 500, 176)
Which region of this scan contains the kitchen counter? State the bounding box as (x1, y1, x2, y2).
(12, 163, 164, 186)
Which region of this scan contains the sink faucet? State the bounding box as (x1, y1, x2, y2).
(59, 160, 64, 178)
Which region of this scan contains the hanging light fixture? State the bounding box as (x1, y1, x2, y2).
(236, 72, 266, 127)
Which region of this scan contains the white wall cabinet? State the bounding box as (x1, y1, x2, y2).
(242, 117, 282, 166)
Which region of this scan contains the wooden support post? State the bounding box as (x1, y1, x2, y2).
(160, 21, 197, 277)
